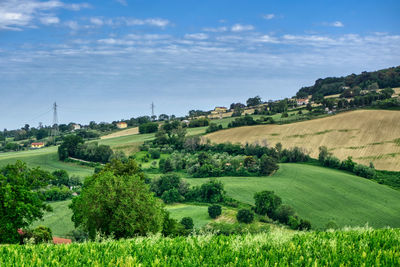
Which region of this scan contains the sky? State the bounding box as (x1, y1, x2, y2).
(0, 0, 399, 129)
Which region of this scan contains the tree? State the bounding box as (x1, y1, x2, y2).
(254, 191, 282, 217)
(180, 217, 194, 230)
(208, 205, 222, 219)
(52, 170, 69, 186)
(161, 188, 183, 204)
(259, 155, 279, 176)
(58, 135, 84, 160)
(70, 159, 164, 239)
(246, 96, 262, 107)
(139, 122, 159, 134)
(0, 161, 51, 244)
(318, 146, 330, 162)
(274, 204, 295, 224)
(163, 158, 174, 173)
(236, 209, 254, 224)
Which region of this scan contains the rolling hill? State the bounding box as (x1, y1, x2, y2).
(187, 163, 400, 229)
(205, 109, 400, 171)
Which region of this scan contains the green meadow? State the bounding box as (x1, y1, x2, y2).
(186, 163, 400, 229)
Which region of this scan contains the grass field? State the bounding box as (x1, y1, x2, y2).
(0, 147, 93, 177)
(186, 163, 400, 229)
(206, 110, 400, 171)
(30, 200, 213, 237)
(100, 127, 139, 139)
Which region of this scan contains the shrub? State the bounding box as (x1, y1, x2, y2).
(236, 209, 254, 224)
(162, 158, 174, 173)
(139, 122, 159, 134)
(180, 217, 194, 230)
(149, 149, 161, 159)
(259, 155, 279, 176)
(161, 188, 183, 204)
(208, 205, 222, 219)
(274, 204, 295, 224)
(299, 219, 312, 230)
(24, 226, 52, 244)
(206, 123, 223, 133)
(254, 191, 282, 217)
(353, 164, 376, 179)
(288, 216, 300, 230)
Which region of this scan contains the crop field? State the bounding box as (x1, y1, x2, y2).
(30, 200, 213, 237)
(206, 110, 400, 171)
(100, 127, 139, 139)
(1, 228, 399, 266)
(186, 163, 400, 229)
(0, 147, 93, 177)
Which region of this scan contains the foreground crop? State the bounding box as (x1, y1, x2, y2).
(1, 228, 399, 266)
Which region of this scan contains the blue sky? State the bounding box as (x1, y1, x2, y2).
(0, 0, 399, 129)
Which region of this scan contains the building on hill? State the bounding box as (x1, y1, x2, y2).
(31, 142, 45, 149)
(72, 124, 81, 131)
(214, 107, 227, 113)
(116, 122, 128, 129)
(296, 98, 309, 106)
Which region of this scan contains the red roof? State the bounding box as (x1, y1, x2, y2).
(52, 237, 72, 244)
(31, 142, 44, 145)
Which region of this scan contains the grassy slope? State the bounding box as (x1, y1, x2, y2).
(0, 147, 93, 177)
(205, 110, 400, 171)
(31, 201, 212, 237)
(186, 163, 400, 229)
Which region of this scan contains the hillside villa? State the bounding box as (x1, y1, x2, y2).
(296, 98, 309, 106)
(31, 142, 45, 149)
(72, 124, 81, 131)
(116, 122, 128, 129)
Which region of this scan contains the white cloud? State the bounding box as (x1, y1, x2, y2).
(263, 14, 275, 20)
(40, 16, 60, 25)
(323, 21, 344, 27)
(202, 26, 227, 32)
(231, 24, 254, 32)
(98, 38, 134, 45)
(0, 0, 89, 30)
(115, 0, 127, 6)
(65, 20, 79, 30)
(185, 33, 208, 40)
(90, 17, 104, 26)
(122, 17, 170, 27)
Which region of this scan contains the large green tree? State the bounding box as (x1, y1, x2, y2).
(254, 190, 282, 217)
(0, 161, 51, 244)
(70, 159, 164, 239)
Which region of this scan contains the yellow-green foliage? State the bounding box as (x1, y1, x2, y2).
(1, 228, 399, 266)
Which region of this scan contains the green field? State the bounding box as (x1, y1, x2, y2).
(2, 228, 399, 266)
(31, 200, 213, 237)
(186, 163, 400, 229)
(0, 147, 93, 177)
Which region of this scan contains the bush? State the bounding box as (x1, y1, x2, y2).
(236, 209, 254, 224)
(353, 164, 376, 179)
(180, 217, 194, 230)
(24, 226, 53, 244)
(208, 205, 222, 219)
(149, 148, 161, 159)
(274, 204, 295, 224)
(299, 219, 312, 230)
(139, 122, 159, 134)
(206, 123, 223, 133)
(259, 155, 279, 176)
(254, 191, 282, 217)
(161, 188, 183, 204)
(288, 216, 300, 230)
(162, 158, 174, 173)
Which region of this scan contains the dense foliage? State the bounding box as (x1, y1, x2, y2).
(139, 122, 159, 134)
(70, 159, 164, 239)
(296, 65, 400, 98)
(0, 161, 52, 244)
(2, 229, 398, 266)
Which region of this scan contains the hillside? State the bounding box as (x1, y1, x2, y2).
(205, 110, 400, 171)
(187, 163, 400, 229)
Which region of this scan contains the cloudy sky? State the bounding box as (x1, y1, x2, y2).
(0, 0, 399, 129)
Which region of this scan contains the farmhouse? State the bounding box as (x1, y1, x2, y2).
(31, 142, 45, 149)
(213, 107, 227, 113)
(116, 122, 128, 129)
(72, 124, 81, 131)
(296, 98, 309, 106)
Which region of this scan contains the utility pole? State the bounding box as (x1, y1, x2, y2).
(50, 102, 59, 142)
(151, 102, 156, 121)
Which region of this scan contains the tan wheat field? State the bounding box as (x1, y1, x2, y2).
(205, 110, 400, 171)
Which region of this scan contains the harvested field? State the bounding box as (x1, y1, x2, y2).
(205, 110, 400, 171)
(101, 127, 139, 139)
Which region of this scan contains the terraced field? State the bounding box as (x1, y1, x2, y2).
(205, 110, 400, 171)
